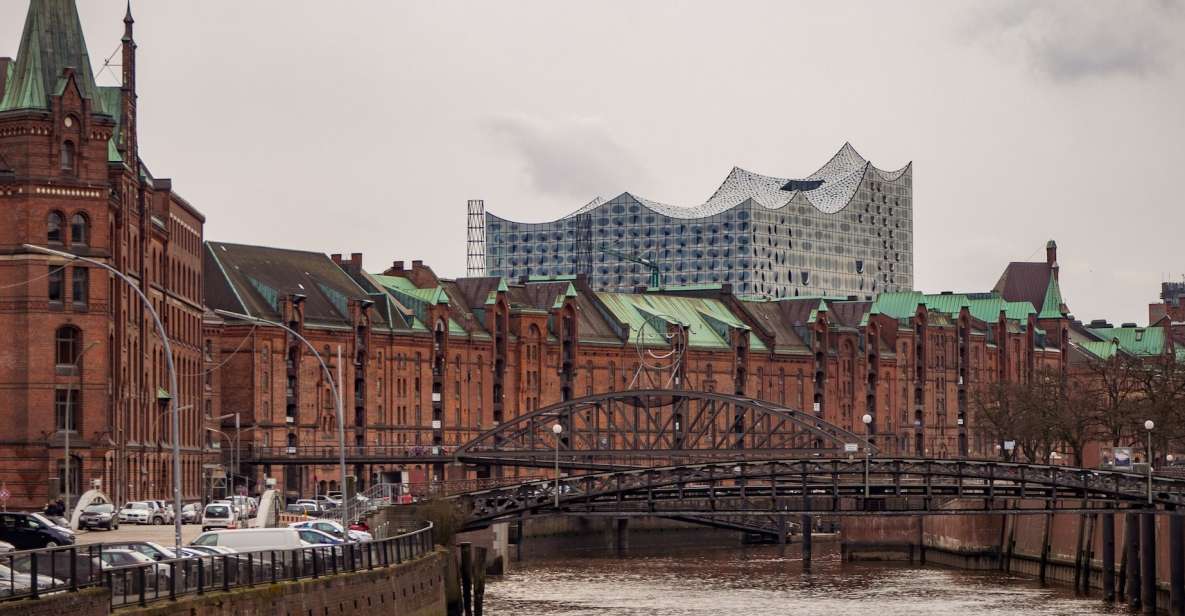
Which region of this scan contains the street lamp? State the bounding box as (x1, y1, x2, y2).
(25, 243, 184, 555)
(862, 414, 873, 498)
(552, 422, 563, 509)
(213, 309, 347, 525)
(1145, 419, 1155, 505)
(63, 341, 98, 522)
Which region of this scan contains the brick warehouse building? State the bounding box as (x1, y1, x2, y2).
(0, 1, 210, 510)
(204, 240, 1081, 500)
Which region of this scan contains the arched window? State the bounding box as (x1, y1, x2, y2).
(70, 213, 89, 246)
(47, 212, 65, 244)
(55, 325, 81, 366)
(61, 141, 75, 172)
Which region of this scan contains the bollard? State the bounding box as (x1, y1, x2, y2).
(1103, 513, 1115, 602)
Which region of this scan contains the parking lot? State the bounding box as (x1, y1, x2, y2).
(74, 522, 215, 546)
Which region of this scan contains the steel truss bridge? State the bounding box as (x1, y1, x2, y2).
(456, 390, 878, 470)
(456, 458, 1185, 536)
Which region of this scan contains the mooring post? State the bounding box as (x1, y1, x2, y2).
(1142, 510, 1157, 615)
(1073, 513, 1086, 593)
(1082, 513, 1096, 595)
(1103, 512, 1116, 602)
(1039, 511, 1052, 584)
(614, 517, 629, 555)
(460, 542, 474, 616)
(1128, 510, 1143, 610)
(1171, 512, 1184, 616)
(801, 514, 813, 567)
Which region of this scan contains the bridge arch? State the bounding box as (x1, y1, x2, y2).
(456, 389, 877, 469)
(460, 458, 1185, 529)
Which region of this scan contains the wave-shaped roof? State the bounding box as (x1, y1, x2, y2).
(541, 143, 909, 222)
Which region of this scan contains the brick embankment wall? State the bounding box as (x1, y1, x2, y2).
(0, 587, 110, 616)
(0, 550, 448, 616)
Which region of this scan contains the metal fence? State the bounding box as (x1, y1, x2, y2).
(1, 522, 434, 608)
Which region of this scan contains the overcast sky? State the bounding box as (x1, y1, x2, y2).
(3, 1, 1182, 325)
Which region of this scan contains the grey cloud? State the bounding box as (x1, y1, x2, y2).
(482, 114, 648, 201)
(971, 0, 1184, 81)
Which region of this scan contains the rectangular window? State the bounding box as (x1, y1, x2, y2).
(55, 388, 80, 431)
(71, 267, 88, 305)
(48, 266, 64, 302)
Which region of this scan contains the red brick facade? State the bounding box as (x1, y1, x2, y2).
(0, 4, 211, 510)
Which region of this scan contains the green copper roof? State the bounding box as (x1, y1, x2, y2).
(871, 290, 1037, 323)
(0, 0, 102, 112)
(1087, 325, 1165, 357)
(595, 291, 767, 351)
(1038, 272, 1066, 320)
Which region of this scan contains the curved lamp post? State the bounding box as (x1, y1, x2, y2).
(213, 308, 347, 524)
(552, 423, 563, 508)
(862, 413, 873, 498)
(1145, 419, 1155, 505)
(25, 243, 185, 554)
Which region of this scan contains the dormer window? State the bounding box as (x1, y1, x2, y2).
(61, 141, 75, 173)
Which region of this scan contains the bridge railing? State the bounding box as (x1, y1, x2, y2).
(0, 523, 434, 608)
(0, 543, 106, 601)
(244, 445, 456, 460)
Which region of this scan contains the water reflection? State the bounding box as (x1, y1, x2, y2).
(486, 543, 1131, 615)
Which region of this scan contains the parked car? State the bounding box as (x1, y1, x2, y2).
(99, 549, 171, 595)
(191, 528, 305, 551)
(79, 503, 119, 531)
(294, 527, 342, 546)
(105, 541, 177, 562)
(200, 503, 238, 532)
(293, 500, 322, 514)
(0, 540, 13, 553)
(99, 549, 156, 569)
(0, 512, 75, 549)
(149, 500, 175, 524)
(181, 503, 202, 524)
(119, 501, 168, 525)
(183, 544, 237, 556)
(285, 503, 314, 515)
(0, 563, 66, 597)
(289, 520, 372, 542)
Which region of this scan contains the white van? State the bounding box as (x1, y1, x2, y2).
(191, 528, 304, 552)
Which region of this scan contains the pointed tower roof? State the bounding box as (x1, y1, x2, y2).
(1037, 270, 1067, 320)
(0, 0, 101, 112)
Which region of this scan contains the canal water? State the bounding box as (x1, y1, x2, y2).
(485, 543, 1131, 615)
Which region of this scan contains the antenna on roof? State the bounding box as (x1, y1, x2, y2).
(466, 200, 485, 277)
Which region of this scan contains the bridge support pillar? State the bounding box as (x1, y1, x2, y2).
(801, 515, 812, 567)
(1171, 513, 1184, 616)
(778, 516, 787, 546)
(1142, 511, 1157, 615)
(1103, 512, 1116, 603)
(1127, 511, 1141, 610)
(614, 518, 629, 555)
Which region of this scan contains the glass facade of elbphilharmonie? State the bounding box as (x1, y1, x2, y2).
(484, 143, 912, 299)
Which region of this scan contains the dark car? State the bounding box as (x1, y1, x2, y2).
(0, 512, 75, 549)
(79, 503, 119, 531)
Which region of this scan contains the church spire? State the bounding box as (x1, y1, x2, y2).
(0, 0, 100, 112)
(124, 1, 135, 40)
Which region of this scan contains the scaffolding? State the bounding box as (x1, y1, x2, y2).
(466, 200, 486, 277)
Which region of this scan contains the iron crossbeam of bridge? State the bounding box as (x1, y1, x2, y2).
(457, 390, 879, 468)
(458, 458, 1185, 530)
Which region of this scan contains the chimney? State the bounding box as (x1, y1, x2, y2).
(0, 58, 10, 103)
(330, 253, 343, 265)
(391, 261, 404, 273)
(350, 253, 362, 270)
(412, 260, 423, 270)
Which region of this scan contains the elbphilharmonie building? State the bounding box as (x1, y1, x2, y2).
(477, 143, 912, 299)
